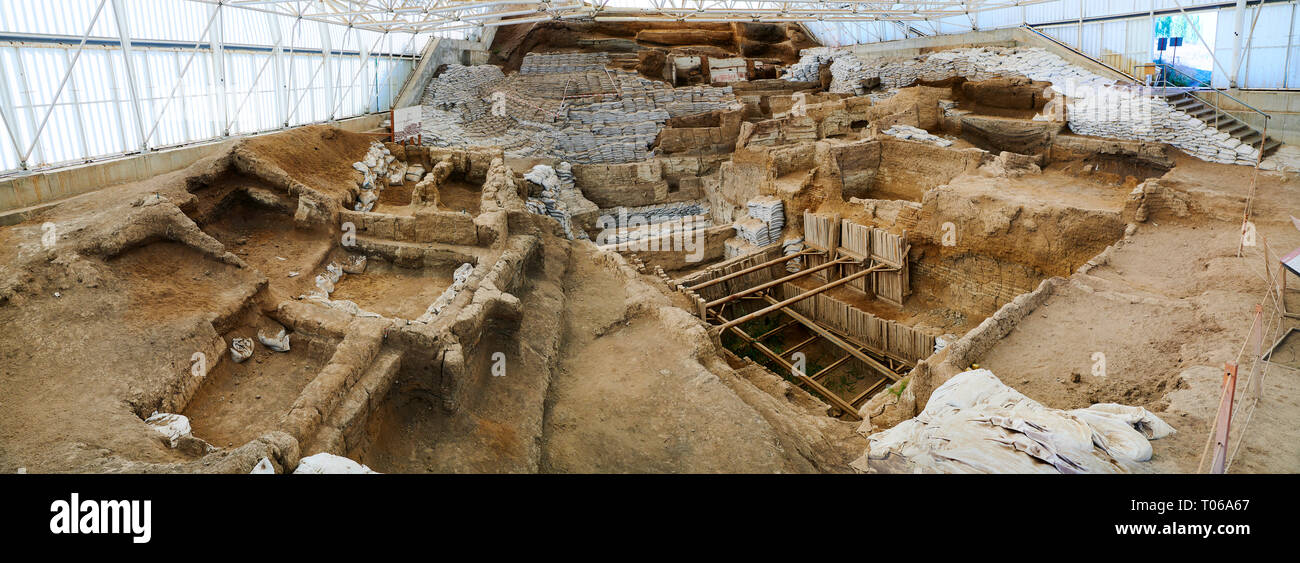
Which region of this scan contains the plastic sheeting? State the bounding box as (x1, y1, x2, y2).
(857, 369, 1175, 474)
(293, 453, 378, 474)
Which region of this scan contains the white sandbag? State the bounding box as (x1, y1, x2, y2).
(524, 164, 562, 191)
(145, 412, 191, 448)
(257, 328, 291, 352)
(293, 453, 378, 474)
(452, 262, 475, 285)
(325, 262, 343, 284)
(250, 457, 276, 474)
(230, 337, 254, 363)
(342, 254, 367, 274)
(315, 274, 334, 295)
(320, 298, 383, 319)
(1068, 404, 1176, 462)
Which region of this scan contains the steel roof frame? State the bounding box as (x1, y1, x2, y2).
(183, 1, 1057, 35)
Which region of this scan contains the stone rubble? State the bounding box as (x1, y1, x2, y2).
(788, 46, 1266, 165)
(419, 55, 739, 165)
(523, 162, 594, 241)
(883, 124, 955, 147)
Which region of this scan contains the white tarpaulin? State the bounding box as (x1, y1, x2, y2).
(293, 453, 379, 474)
(855, 369, 1175, 474)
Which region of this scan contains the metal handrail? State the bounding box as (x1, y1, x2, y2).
(1133, 61, 1208, 88)
(1133, 62, 1270, 121)
(1019, 24, 1139, 82)
(1021, 24, 1271, 123)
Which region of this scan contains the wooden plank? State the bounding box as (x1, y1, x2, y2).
(850, 378, 891, 407)
(688, 250, 817, 291)
(705, 256, 852, 309)
(811, 354, 853, 380)
(717, 265, 885, 332)
(802, 211, 839, 251)
(1209, 362, 1238, 473)
(760, 293, 901, 382)
(785, 334, 820, 356)
(712, 310, 861, 420)
(753, 320, 797, 342)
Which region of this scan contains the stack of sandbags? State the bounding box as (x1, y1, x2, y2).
(724, 236, 759, 259)
(734, 196, 783, 248)
(782, 237, 804, 273)
(734, 217, 771, 248)
(748, 196, 784, 244)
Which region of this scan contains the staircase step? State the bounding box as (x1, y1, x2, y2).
(1262, 139, 1283, 156)
(1219, 122, 1249, 135)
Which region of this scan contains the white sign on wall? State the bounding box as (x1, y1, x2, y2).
(392, 105, 422, 142)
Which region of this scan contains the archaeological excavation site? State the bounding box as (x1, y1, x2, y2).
(3, 1, 1300, 480)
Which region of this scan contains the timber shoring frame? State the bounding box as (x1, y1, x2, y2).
(759, 293, 902, 385)
(711, 309, 863, 420)
(688, 250, 820, 292)
(716, 263, 891, 332)
(687, 228, 916, 417)
(706, 255, 855, 310)
(704, 276, 906, 417)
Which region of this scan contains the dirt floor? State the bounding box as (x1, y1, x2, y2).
(329, 260, 453, 320)
(183, 329, 328, 449)
(974, 154, 1300, 473)
(200, 196, 333, 298)
(437, 180, 483, 215)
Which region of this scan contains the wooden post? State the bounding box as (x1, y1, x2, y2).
(1210, 362, 1238, 474)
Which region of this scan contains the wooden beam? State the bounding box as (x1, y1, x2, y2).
(753, 320, 797, 342)
(705, 256, 853, 309)
(688, 250, 819, 291)
(712, 311, 861, 420)
(717, 264, 887, 332)
(851, 378, 892, 408)
(760, 293, 901, 383)
(785, 334, 820, 356)
(811, 353, 853, 380)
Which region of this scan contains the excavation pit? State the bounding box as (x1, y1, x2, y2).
(328, 259, 458, 320)
(191, 187, 335, 296)
(108, 241, 260, 326)
(182, 322, 338, 450)
(369, 178, 484, 216)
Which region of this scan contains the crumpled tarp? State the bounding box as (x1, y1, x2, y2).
(856, 369, 1175, 474)
(293, 453, 378, 474)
